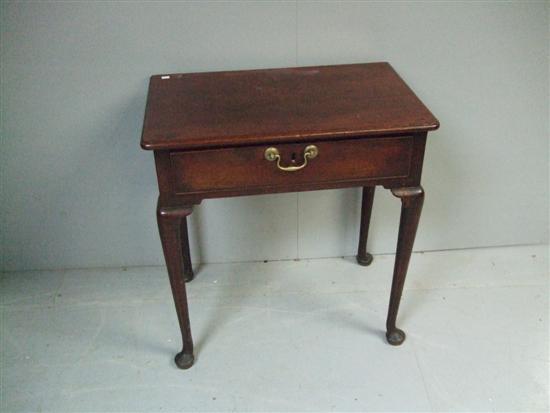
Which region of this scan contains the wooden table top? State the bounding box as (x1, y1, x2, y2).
(141, 62, 439, 151)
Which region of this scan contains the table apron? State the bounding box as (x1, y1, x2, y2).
(157, 134, 426, 203)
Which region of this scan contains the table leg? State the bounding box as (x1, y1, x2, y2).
(386, 186, 424, 345)
(180, 216, 194, 282)
(356, 186, 375, 266)
(157, 202, 195, 369)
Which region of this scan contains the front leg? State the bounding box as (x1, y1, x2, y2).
(385, 186, 424, 345)
(157, 201, 195, 369)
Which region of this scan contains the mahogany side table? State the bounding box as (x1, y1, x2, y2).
(140, 62, 439, 369)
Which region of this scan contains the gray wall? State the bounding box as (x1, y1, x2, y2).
(1, 1, 548, 271)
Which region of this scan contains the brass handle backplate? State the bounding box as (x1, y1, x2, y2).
(264, 145, 318, 172)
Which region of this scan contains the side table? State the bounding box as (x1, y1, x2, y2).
(141, 62, 439, 369)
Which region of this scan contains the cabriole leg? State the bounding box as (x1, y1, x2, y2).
(157, 201, 195, 369)
(386, 186, 424, 345)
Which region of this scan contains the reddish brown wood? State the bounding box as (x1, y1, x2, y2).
(356, 186, 375, 266)
(179, 216, 194, 282)
(152, 122, 428, 206)
(386, 186, 425, 345)
(170, 136, 412, 196)
(141, 62, 438, 151)
(142, 62, 439, 369)
(157, 202, 194, 369)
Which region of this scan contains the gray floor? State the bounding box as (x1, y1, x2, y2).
(1, 245, 548, 412)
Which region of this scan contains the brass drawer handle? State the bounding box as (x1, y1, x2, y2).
(264, 145, 318, 172)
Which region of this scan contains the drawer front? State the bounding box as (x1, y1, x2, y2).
(170, 136, 414, 195)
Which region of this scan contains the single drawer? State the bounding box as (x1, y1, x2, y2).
(170, 136, 413, 195)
